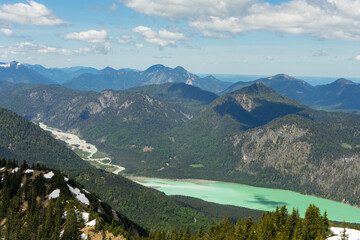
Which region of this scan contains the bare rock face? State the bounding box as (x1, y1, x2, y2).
(234, 94, 253, 112)
(234, 124, 310, 174)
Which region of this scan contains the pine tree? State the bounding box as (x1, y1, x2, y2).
(197, 225, 204, 239)
(340, 227, 349, 240)
(61, 207, 81, 240)
(235, 217, 244, 239)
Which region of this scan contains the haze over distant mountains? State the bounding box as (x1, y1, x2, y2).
(224, 74, 360, 113)
(1, 61, 360, 113)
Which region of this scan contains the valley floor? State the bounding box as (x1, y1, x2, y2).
(39, 123, 125, 174)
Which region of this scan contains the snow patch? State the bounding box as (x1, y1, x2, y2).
(49, 189, 60, 199)
(328, 227, 360, 240)
(0, 63, 10, 68)
(12, 167, 20, 173)
(0, 167, 5, 171)
(67, 184, 90, 205)
(82, 188, 90, 194)
(86, 219, 96, 226)
(81, 212, 89, 222)
(44, 171, 54, 179)
(81, 233, 88, 240)
(24, 169, 34, 174)
(186, 79, 193, 85)
(64, 176, 69, 182)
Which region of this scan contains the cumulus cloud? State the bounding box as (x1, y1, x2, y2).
(133, 26, 188, 47)
(0, 42, 72, 55)
(120, 0, 360, 41)
(117, 34, 136, 44)
(0, 28, 13, 37)
(0, 1, 68, 26)
(62, 29, 108, 43)
(354, 55, 360, 61)
(135, 43, 144, 49)
(120, 0, 251, 20)
(0, 41, 112, 56)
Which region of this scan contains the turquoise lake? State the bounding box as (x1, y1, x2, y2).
(136, 177, 360, 223)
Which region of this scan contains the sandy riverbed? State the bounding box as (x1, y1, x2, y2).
(39, 123, 125, 174)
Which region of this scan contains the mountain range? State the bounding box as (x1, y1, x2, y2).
(63, 64, 232, 94)
(25, 63, 99, 84)
(225, 74, 360, 113)
(0, 61, 55, 85)
(1, 61, 360, 113)
(1, 79, 360, 209)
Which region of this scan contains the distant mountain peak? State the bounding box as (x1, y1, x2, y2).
(0, 61, 22, 69)
(242, 82, 273, 93)
(333, 78, 356, 85)
(174, 66, 185, 71)
(203, 75, 217, 80)
(270, 74, 297, 81)
(145, 64, 167, 72)
(100, 66, 117, 74)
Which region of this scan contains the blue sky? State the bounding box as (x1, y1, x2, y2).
(1, 0, 360, 78)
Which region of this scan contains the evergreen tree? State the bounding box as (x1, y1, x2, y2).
(61, 207, 81, 240)
(340, 227, 349, 240)
(197, 225, 204, 239)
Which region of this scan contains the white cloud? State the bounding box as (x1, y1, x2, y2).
(62, 29, 108, 43)
(117, 34, 136, 44)
(119, 0, 251, 20)
(0, 28, 13, 37)
(0, 1, 69, 26)
(133, 26, 188, 47)
(0, 42, 72, 55)
(0, 41, 112, 56)
(135, 43, 143, 49)
(354, 55, 360, 61)
(120, 0, 360, 41)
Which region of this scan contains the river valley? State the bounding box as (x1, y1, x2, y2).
(40, 122, 360, 224)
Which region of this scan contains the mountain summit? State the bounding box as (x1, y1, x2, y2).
(0, 61, 55, 85)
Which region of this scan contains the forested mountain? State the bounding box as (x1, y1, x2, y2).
(63, 64, 232, 94)
(127, 82, 219, 114)
(2, 160, 345, 240)
(0, 107, 88, 170)
(0, 160, 145, 239)
(24, 64, 99, 84)
(0, 61, 55, 85)
(2, 81, 360, 211)
(0, 84, 194, 173)
(225, 74, 360, 113)
(0, 105, 266, 231)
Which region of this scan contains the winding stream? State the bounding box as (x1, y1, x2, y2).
(39, 123, 125, 174)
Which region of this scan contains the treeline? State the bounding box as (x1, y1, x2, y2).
(146, 205, 331, 240)
(0, 107, 88, 170)
(0, 159, 145, 239)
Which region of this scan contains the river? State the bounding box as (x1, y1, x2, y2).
(39, 122, 360, 224)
